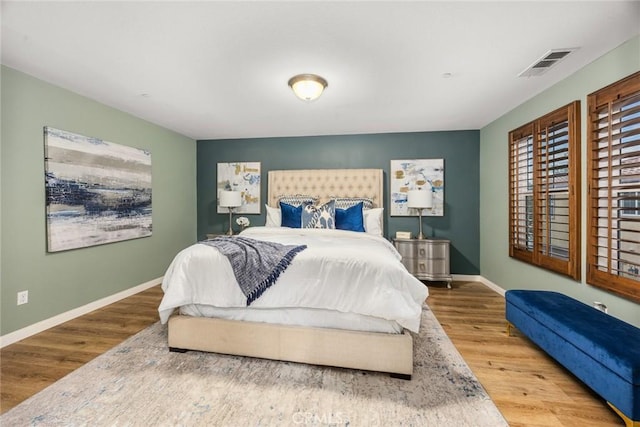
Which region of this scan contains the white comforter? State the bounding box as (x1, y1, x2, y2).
(158, 227, 428, 332)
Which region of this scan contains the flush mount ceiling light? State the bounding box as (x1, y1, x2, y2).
(288, 74, 328, 101)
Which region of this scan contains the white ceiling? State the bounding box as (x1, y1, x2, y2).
(2, 1, 639, 141)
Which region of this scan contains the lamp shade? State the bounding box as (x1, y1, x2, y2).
(407, 189, 433, 209)
(219, 190, 242, 208)
(288, 74, 328, 101)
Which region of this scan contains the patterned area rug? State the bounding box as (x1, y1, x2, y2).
(2, 307, 508, 426)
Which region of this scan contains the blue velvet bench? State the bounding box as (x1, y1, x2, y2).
(505, 290, 640, 427)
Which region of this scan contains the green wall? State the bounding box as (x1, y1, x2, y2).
(0, 66, 197, 336)
(197, 131, 480, 275)
(480, 36, 640, 327)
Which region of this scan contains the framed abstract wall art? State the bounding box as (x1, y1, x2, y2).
(390, 158, 444, 216)
(217, 162, 261, 214)
(44, 127, 152, 252)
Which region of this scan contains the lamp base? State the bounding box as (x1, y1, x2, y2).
(227, 209, 234, 235)
(416, 212, 426, 240)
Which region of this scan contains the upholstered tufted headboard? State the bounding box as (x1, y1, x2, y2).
(267, 169, 384, 208)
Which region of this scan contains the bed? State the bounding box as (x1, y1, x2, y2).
(159, 168, 428, 378)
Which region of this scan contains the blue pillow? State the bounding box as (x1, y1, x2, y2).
(335, 202, 365, 232)
(279, 201, 304, 228)
(302, 200, 336, 229)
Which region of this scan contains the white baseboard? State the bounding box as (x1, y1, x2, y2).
(451, 274, 482, 282)
(0, 276, 163, 348)
(451, 274, 506, 296)
(476, 276, 506, 296)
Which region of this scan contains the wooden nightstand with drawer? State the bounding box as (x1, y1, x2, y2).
(393, 238, 452, 288)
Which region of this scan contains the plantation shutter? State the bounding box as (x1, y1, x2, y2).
(535, 106, 579, 276)
(509, 124, 534, 262)
(509, 102, 580, 279)
(587, 71, 640, 301)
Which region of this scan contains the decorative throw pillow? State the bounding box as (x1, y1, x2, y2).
(277, 194, 319, 207)
(264, 204, 281, 227)
(302, 200, 336, 229)
(363, 208, 384, 236)
(332, 197, 374, 210)
(279, 201, 306, 228)
(335, 202, 365, 232)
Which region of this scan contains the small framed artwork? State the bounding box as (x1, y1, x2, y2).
(217, 162, 261, 214)
(390, 159, 444, 216)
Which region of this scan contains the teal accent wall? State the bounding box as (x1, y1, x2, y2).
(480, 36, 640, 327)
(0, 66, 197, 336)
(197, 131, 480, 274)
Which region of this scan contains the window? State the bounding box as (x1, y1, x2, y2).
(509, 101, 581, 279)
(587, 71, 640, 302)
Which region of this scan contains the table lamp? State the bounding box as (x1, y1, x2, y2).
(219, 190, 242, 235)
(407, 189, 433, 240)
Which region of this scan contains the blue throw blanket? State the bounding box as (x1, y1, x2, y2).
(199, 236, 307, 305)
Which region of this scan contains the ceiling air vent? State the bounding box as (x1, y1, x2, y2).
(518, 48, 578, 77)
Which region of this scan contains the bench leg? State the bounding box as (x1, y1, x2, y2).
(506, 321, 514, 337)
(608, 402, 640, 427)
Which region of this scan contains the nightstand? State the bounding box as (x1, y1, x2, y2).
(393, 238, 452, 288)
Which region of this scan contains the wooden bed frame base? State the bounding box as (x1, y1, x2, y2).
(168, 315, 414, 378)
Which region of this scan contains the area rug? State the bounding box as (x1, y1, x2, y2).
(1, 306, 508, 426)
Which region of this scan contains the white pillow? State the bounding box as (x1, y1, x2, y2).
(363, 208, 384, 236)
(265, 204, 281, 227)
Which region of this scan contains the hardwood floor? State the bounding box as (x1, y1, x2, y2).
(0, 285, 164, 414)
(427, 281, 622, 427)
(0, 281, 624, 426)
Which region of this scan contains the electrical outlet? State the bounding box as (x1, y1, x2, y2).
(17, 290, 28, 305)
(593, 301, 608, 313)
